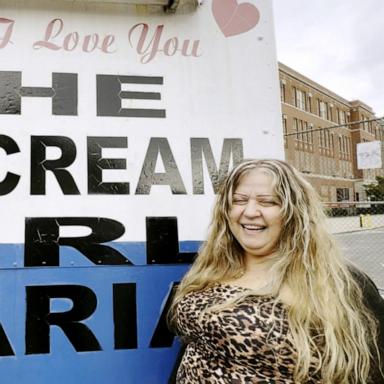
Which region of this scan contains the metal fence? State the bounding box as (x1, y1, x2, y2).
(323, 201, 384, 294)
(284, 119, 384, 293)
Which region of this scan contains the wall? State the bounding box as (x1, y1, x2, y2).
(0, 1, 282, 382)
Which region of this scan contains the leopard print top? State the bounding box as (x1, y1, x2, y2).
(175, 284, 321, 383)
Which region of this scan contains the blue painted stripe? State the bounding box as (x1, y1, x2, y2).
(0, 241, 202, 268)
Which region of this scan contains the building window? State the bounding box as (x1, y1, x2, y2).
(319, 129, 334, 157)
(295, 89, 306, 110)
(298, 119, 303, 141)
(293, 118, 298, 139)
(346, 112, 350, 123)
(294, 119, 313, 152)
(295, 119, 302, 142)
(336, 188, 349, 202)
(318, 100, 327, 119)
(369, 121, 373, 134)
(338, 135, 351, 160)
(339, 110, 346, 124)
(280, 81, 286, 102)
(305, 122, 313, 144)
(308, 95, 312, 113)
(282, 115, 287, 146)
(325, 130, 330, 148)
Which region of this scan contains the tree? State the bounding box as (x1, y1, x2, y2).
(363, 176, 384, 201)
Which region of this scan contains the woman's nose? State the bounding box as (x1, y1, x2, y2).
(243, 200, 262, 217)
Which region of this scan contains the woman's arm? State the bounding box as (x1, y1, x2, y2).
(350, 267, 384, 383)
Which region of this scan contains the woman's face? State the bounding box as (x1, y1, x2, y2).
(228, 168, 283, 261)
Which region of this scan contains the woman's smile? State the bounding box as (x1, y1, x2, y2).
(229, 169, 283, 260)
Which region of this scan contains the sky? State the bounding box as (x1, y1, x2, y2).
(272, 0, 384, 117)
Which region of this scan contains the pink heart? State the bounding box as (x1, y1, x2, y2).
(212, 0, 260, 37)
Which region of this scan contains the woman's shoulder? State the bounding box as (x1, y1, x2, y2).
(348, 265, 382, 294)
(347, 267, 384, 383)
(348, 264, 384, 319)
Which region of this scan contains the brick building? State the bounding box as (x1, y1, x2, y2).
(279, 62, 384, 202)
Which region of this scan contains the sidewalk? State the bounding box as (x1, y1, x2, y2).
(326, 214, 384, 234)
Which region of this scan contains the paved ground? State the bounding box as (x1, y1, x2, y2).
(327, 214, 384, 234)
(335, 228, 384, 292)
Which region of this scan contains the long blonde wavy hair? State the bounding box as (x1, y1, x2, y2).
(170, 159, 381, 383)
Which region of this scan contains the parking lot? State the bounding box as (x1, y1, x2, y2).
(329, 215, 384, 292)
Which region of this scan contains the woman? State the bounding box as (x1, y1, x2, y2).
(169, 159, 384, 383)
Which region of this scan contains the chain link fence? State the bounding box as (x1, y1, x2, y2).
(285, 121, 384, 293)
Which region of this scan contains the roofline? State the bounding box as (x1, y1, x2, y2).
(278, 62, 353, 109)
(350, 99, 374, 114)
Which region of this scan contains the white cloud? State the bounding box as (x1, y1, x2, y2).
(273, 0, 384, 116)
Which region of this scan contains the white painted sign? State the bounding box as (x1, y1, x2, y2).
(357, 141, 382, 169)
(0, 0, 283, 247)
(0, 1, 282, 382)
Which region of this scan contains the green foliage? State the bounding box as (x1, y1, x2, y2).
(363, 176, 384, 201)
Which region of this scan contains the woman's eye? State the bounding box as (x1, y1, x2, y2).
(258, 200, 277, 207)
(233, 199, 247, 205)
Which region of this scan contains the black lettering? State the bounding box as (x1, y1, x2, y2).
(24, 217, 131, 266)
(146, 217, 195, 264)
(96, 74, 165, 118)
(135, 138, 186, 195)
(0, 134, 20, 195)
(30, 136, 80, 195)
(87, 136, 130, 194)
(0, 71, 77, 115)
(25, 285, 101, 354)
(191, 138, 244, 194)
(0, 323, 15, 356)
(150, 283, 178, 348)
(113, 283, 137, 349)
